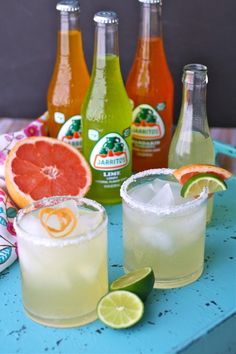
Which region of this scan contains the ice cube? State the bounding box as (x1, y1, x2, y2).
(149, 183, 175, 207)
(139, 226, 175, 255)
(172, 205, 207, 244)
(168, 181, 192, 205)
(18, 239, 48, 278)
(75, 209, 103, 235)
(123, 201, 162, 226)
(20, 213, 49, 239)
(76, 264, 100, 281)
(129, 183, 155, 203)
(151, 178, 167, 193)
(54, 200, 79, 215)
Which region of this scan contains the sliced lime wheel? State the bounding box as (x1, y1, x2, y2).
(110, 267, 155, 301)
(97, 290, 144, 329)
(181, 173, 227, 198)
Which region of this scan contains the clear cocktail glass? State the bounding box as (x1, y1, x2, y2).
(120, 169, 208, 289)
(14, 196, 108, 327)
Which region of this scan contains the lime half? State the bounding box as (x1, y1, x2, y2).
(110, 267, 155, 301)
(97, 290, 144, 329)
(181, 173, 227, 198)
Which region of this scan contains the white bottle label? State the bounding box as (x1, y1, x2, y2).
(90, 133, 130, 171)
(57, 115, 82, 151)
(131, 104, 166, 156)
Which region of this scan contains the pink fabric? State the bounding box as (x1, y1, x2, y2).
(0, 114, 47, 272)
(0, 188, 18, 272)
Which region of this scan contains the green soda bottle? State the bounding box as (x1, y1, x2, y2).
(81, 11, 132, 204)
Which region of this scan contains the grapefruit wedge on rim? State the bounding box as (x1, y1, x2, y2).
(173, 164, 232, 185)
(5, 137, 92, 208)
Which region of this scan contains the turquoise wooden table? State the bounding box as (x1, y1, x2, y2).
(1, 179, 236, 354)
(0, 120, 236, 353)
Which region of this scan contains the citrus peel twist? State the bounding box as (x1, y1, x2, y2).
(39, 207, 77, 238)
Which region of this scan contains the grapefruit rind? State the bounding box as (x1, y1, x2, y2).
(173, 164, 232, 184)
(5, 137, 92, 208)
(39, 207, 78, 239)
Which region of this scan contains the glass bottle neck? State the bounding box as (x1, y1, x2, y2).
(93, 23, 119, 69)
(59, 11, 80, 31)
(180, 82, 208, 133)
(58, 11, 81, 56)
(139, 3, 162, 39)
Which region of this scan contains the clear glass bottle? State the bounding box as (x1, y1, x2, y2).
(126, 0, 174, 172)
(81, 12, 132, 204)
(168, 64, 215, 221)
(47, 0, 89, 149)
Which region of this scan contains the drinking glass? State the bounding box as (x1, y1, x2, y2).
(121, 169, 208, 288)
(14, 196, 108, 327)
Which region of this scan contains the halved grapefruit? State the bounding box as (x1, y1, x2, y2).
(173, 164, 232, 185)
(5, 137, 92, 208)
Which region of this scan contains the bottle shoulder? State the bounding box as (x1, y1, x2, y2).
(82, 96, 132, 119)
(83, 76, 130, 110)
(126, 62, 174, 102)
(82, 87, 132, 122)
(47, 63, 89, 102)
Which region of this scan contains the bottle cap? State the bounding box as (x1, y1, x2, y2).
(94, 11, 119, 24)
(56, 0, 80, 12)
(183, 64, 208, 85)
(138, 0, 162, 4)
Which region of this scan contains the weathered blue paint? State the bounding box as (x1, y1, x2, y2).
(214, 140, 236, 159)
(0, 179, 236, 354)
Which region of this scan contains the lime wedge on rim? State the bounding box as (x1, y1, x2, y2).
(97, 290, 144, 329)
(110, 267, 155, 301)
(181, 173, 227, 198)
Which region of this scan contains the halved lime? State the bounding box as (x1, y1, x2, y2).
(181, 173, 227, 198)
(97, 290, 144, 329)
(110, 267, 155, 301)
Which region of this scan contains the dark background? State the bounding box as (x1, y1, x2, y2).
(0, 0, 235, 127)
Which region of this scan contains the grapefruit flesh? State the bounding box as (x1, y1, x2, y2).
(5, 137, 92, 208)
(173, 164, 232, 184)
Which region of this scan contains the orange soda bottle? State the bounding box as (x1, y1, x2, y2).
(47, 0, 89, 150)
(126, 0, 174, 171)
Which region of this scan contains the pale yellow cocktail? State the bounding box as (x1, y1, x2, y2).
(121, 169, 208, 288)
(14, 196, 108, 327)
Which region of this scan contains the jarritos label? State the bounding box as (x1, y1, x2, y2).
(57, 115, 82, 151)
(90, 133, 130, 171)
(132, 104, 165, 142)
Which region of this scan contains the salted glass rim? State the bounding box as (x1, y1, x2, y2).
(14, 196, 107, 247)
(120, 168, 208, 216)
